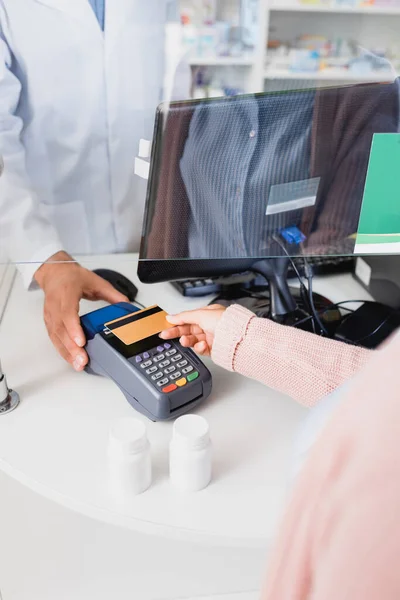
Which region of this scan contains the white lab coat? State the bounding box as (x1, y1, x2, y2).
(0, 0, 190, 286)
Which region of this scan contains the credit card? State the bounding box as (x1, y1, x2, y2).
(104, 305, 171, 346)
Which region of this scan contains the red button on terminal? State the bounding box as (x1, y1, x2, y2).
(162, 384, 177, 393)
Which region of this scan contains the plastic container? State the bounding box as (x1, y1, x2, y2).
(108, 418, 151, 496)
(170, 415, 212, 492)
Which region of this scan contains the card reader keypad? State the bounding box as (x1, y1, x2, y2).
(171, 354, 182, 363)
(132, 342, 199, 393)
(170, 371, 182, 381)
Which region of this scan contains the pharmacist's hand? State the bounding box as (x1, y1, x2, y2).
(35, 252, 129, 371)
(159, 304, 227, 356)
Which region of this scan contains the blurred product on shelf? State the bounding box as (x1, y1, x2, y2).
(267, 31, 398, 76)
(241, 0, 258, 46)
(191, 67, 244, 99)
(176, 0, 400, 97)
(180, 0, 257, 60)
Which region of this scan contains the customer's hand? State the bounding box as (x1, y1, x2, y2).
(159, 304, 227, 356)
(35, 252, 129, 371)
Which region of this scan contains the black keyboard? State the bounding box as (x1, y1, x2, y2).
(171, 256, 355, 298)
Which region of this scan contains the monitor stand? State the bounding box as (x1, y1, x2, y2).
(212, 257, 341, 335)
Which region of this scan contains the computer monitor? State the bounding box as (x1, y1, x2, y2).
(138, 80, 400, 332)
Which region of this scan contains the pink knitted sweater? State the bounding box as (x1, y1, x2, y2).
(260, 329, 400, 600)
(211, 304, 371, 407)
(211, 305, 400, 599)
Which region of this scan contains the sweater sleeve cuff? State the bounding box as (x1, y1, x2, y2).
(211, 304, 255, 371)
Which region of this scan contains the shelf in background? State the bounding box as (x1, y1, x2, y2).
(265, 68, 395, 82)
(188, 56, 255, 67)
(270, 3, 400, 16)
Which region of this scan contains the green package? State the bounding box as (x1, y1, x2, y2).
(356, 133, 400, 246)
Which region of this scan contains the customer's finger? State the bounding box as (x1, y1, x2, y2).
(160, 324, 203, 339)
(179, 334, 206, 348)
(159, 328, 179, 339)
(166, 310, 207, 326)
(193, 341, 209, 356)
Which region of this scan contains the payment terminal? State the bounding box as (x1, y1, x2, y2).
(81, 303, 212, 421)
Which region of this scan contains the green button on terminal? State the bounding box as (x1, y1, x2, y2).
(187, 371, 199, 382)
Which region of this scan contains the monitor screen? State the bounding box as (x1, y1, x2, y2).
(139, 80, 400, 283)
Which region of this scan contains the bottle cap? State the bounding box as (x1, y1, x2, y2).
(108, 418, 148, 457)
(172, 415, 210, 451)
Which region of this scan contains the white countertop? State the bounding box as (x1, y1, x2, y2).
(0, 255, 372, 549)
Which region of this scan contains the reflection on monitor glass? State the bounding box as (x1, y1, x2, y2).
(141, 80, 400, 262)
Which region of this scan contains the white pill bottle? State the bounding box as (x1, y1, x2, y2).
(170, 415, 212, 492)
(108, 418, 152, 496)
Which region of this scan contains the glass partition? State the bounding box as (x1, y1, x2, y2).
(1, 0, 400, 275)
